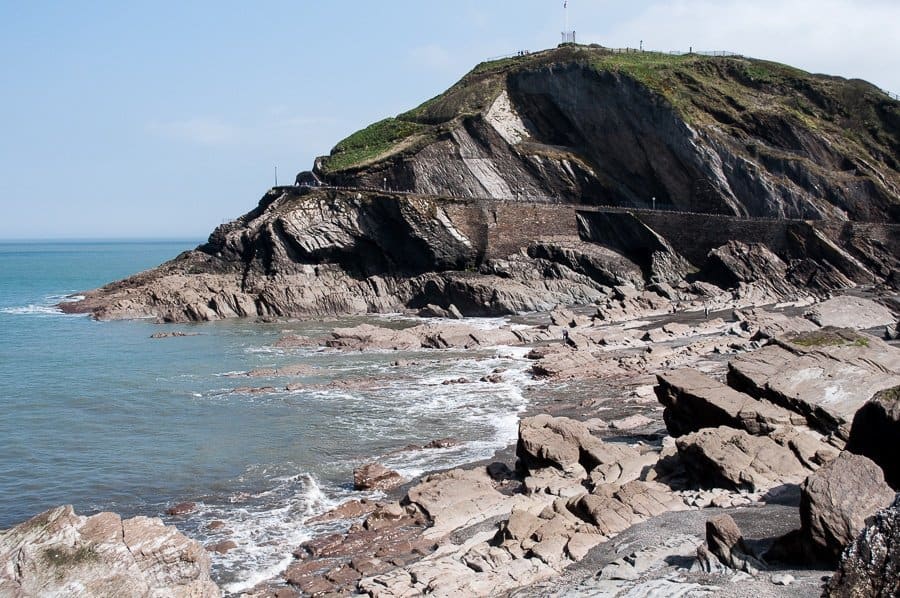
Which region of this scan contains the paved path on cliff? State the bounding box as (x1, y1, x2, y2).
(275, 184, 899, 227)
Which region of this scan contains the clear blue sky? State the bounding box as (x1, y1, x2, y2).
(2, 1, 898, 239)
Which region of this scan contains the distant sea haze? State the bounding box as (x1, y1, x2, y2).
(0, 240, 534, 591)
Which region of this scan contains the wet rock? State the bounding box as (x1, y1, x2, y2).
(272, 334, 315, 348)
(307, 499, 377, 524)
(243, 363, 315, 377)
(353, 463, 405, 491)
(804, 295, 896, 329)
(675, 426, 809, 492)
(0, 505, 218, 597)
(326, 324, 421, 351)
(207, 539, 237, 554)
(846, 385, 900, 489)
(150, 331, 197, 338)
(727, 327, 900, 439)
(418, 303, 464, 319)
(165, 501, 197, 516)
(826, 495, 900, 598)
(655, 368, 803, 437)
(800, 452, 895, 564)
(424, 437, 459, 449)
(233, 385, 277, 394)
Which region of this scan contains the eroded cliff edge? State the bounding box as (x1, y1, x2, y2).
(63, 45, 900, 322)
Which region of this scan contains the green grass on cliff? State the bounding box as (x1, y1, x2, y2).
(321, 118, 428, 173)
(318, 44, 899, 176)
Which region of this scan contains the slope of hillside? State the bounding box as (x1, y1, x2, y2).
(320, 45, 899, 222)
(63, 45, 900, 322)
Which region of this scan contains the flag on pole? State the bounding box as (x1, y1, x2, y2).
(564, 1, 567, 6)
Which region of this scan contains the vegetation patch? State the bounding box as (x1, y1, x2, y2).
(319, 118, 428, 174)
(42, 545, 98, 569)
(788, 328, 868, 348)
(874, 385, 900, 404)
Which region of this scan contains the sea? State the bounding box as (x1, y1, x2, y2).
(0, 240, 538, 593)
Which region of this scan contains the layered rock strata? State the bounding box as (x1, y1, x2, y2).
(0, 505, 218, 597)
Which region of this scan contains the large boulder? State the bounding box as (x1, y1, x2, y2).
(826, 495, 900, 598)
(800, 452, 895, 564)
(517, 415, 589, 472)
(675, 426, 809, 492)
(517, 415, 643, 482)
(655, 368, 804, 437)
(0, 505, 218, 597)
(727, 327, 900, 439)
(804, 295, 896, 330)
(847, 385, 900, 489)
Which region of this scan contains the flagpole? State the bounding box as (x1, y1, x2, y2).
(564, 1, 568, 35)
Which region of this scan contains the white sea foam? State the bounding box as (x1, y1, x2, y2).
(178, 471, 337, 595)
(185, 331, 539, 590)
(1, 304, 65, 315)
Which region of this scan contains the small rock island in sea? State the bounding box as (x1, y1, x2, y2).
(4, 44, 899, 597)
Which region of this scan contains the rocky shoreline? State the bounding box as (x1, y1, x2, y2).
(227, 290, 898, 597)
(4, 288, 900, 597)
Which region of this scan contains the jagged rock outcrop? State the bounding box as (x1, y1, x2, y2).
(0, 505, 218, 597)
(62, 46, 899, 322)
(826, 495, 900, 598)
(704, 514, 764, 573)
(322, 46, 899, 223)
(354, 463, 405, 491)
(655, 368, 804, 437)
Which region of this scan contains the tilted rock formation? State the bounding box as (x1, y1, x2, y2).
(655, 368, 804, 437)
(727, 327, 900, 439)
(321, 46, 899, 222)
(675, 425, 812, 492)
(0, 505, 218, 597)
(62, 46, 899, 322)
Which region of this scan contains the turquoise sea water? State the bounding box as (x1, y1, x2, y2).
(0, 241, 534, 592)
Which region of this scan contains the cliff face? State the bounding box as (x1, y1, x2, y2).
(65, 46, 900, 322)
(321, 46, 899, 222)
